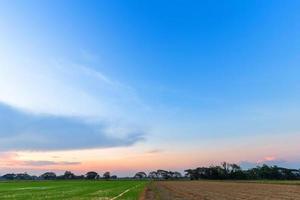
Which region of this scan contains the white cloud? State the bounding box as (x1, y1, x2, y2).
(0, 52, 149, 140)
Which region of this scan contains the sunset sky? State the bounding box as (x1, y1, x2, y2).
(1, 0, 300, 176)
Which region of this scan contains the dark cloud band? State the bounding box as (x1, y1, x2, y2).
(0, 102, 144, 151)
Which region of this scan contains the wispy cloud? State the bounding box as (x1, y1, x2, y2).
(0, 51, 150, 151)
(0, 56, 149, 118)
(146, 149, 164, 154)
(0, 152, 81, 167)
(23, 160, 81, 166)
(0, 102, 144, 151)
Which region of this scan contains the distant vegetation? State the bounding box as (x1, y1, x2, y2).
(184, 162, 300, 180)
(137, 162, 300, 180)
(1, 162, 300, 181)
(0, 171, 117, 181)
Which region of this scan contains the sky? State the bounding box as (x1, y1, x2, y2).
(0, 0, 300, 176)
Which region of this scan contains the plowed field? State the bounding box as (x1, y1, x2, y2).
(141, 181, 300, 200)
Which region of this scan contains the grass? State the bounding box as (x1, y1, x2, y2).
(0, 180, 148, 200)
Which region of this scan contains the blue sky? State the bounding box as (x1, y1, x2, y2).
(0, 0, 300, 174)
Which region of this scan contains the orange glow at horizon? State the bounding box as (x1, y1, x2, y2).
(1, 133, 299, 176)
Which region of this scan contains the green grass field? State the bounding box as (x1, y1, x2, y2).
(0, 180, 148, 200)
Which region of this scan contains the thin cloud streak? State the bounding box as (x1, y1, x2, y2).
(0, 54, 150, 133)
(23, 160, 81, 166)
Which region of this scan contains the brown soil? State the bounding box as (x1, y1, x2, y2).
(140, 182, 157, 200)
(141, 181, 300, 200)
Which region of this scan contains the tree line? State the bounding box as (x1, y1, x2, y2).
(1, 162, 300, 181)
(134, 170, 182, 179)
(184, 162, 300, 180)
(134, 162, 300, 180)
(0, 171, 117, 181)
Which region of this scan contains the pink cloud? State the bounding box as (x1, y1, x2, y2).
(256, 156, 277, 164)
(264, 156, 276, 161)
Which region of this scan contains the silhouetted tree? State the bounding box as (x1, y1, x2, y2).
(63, 171, 75, 179)
(86, 171, 99, 180)
(148, 171, 158, 179)
(40, 172, 56, 180)
(15, 173, 32, 180)
(172, 171, 182, 179)
(134, 172, 147, 179)
(111, 175, 117, 179)
(2, 173, 16, 180)
(103, 172, 110, 180)
(157, 170, 170, 179)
